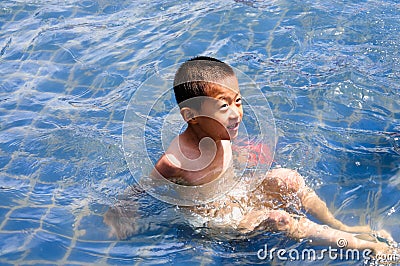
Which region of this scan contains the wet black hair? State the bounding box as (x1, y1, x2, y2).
(173, 56, 235, 109)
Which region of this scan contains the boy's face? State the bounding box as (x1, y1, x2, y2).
(196, 75, 243, 140)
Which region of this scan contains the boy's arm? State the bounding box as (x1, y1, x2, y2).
(152, 153, 182, 180)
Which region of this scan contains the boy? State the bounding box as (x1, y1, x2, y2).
(152, 56, 396, 254)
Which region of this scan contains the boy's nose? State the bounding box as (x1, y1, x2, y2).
(229, 105, 241, 119)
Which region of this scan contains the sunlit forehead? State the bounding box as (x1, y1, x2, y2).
(206, 80, 241, 102)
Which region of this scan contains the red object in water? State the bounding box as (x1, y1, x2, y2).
(233, 139, 274, 166)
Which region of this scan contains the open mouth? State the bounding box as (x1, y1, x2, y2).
(227, 122, 240, 131)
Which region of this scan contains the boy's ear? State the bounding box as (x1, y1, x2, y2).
(180, 107, 198, 124)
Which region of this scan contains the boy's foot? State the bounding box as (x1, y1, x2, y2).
(373, 229, 396, 246)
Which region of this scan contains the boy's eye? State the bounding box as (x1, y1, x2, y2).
(220, 103, 229, 110)
(236, 97, 242, 104)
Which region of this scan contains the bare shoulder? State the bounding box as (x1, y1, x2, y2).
(153, 136, 183, 178)
(154, 152, 182, 179)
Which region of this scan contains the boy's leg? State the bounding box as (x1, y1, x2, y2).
(238, 209, 294, 233)
(103, 185, 144, 239)
(265, 168, 393, 241)
(104, 201, 138, 239)
(264, 168, 353, 230)
(299, 186, 394, 242)
(299, 187, 371, 233)
(268, 169, 372, 232)
(289, 215, 393, 254)
(238, 208, 391, 254)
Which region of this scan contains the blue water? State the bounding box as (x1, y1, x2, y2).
(1, 0, 399, 265)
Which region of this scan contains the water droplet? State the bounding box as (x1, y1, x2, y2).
(388, 207, 396, 216)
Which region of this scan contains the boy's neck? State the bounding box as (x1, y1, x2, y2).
(184, 124, 223, 147)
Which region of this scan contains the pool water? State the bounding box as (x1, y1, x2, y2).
(0, 0, 399, 265)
